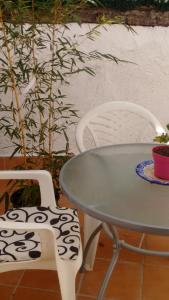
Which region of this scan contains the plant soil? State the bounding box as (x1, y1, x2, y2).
(153, 147, 169, 157)
(3, 5, 169, 26)
(78, 6, 169, 26)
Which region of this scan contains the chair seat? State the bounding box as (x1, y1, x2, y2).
(0, 206, 80, 262)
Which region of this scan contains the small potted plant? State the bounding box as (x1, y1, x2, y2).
(153, 124, 169, 180)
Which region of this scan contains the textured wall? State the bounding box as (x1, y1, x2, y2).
(64, 24, 169, 154)
(1, 24, 169, 155)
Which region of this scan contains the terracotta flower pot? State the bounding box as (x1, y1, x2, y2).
(152, 146, 169, 180)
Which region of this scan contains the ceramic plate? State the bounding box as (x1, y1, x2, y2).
(135, 160, 169, 185)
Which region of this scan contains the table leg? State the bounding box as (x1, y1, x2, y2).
(97, 224, 169, 300)
(97, 224, 121, 300)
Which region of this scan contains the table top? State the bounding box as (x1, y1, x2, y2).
(60, 143, 169, 235)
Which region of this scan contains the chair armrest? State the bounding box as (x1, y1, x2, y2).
(0, 170, 56, 207)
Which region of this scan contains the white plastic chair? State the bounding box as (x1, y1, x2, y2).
(0, 170, 82, 300)
(76, 101, 165, 271)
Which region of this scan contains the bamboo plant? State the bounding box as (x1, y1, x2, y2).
(0, 0, 125, 209)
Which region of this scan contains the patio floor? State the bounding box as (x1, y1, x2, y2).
(0, 195, 169, 300)
(0, 159, 169, 299)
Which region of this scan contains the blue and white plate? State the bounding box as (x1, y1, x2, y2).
(135, 160, 169, 185)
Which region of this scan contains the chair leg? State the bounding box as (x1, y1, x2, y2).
(57, 265, 77, 300)
(83, 214, 102, 271)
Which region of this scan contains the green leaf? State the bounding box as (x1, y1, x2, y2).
(0, 58, 8, 66)
(11, 145, 22, 158)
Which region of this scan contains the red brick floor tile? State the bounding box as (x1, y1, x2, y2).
(0, 271, 24, 286)
(19, 270, 60, 291)
(20, 269, 81, 297)
(96, 231, 114, 259)
(144, 234, 169, 266)
(0, 285, 14, 300)
(118, 228, 144, 263)
(79, 259, 142, 300)
(143, 264, 169, 300)
(95, 227, 144, 263)
(77, 296, 95, 300)
(12, 287, 59, 300)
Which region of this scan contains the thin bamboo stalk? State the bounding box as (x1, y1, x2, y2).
(0, 9, 27, 165)
(48, 2, 63, 157)
(48, 24, 55, 156)
(31, 0, 45, 153)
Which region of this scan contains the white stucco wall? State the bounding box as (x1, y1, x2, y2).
(65, 24, 169, 154)
(1, 24, 169, 155)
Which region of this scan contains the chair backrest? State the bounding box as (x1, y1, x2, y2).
(76, 101, 166, 152)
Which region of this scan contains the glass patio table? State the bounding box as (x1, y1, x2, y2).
(60, 143, 169, 300)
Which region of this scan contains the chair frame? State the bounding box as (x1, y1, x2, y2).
(76, 101, 166, 152)
(76, 101, 166, 271)
(0, 170, 82, 300)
